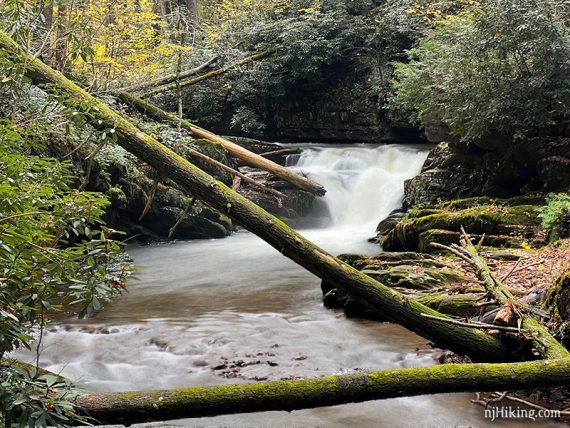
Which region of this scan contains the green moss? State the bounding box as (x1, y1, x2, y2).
(436, 197, 493, 211)
(385, 204, 542, 251)
(417, 229, 525, 252)
(362, 266, 468, 291)
(419, 292, 486, 317)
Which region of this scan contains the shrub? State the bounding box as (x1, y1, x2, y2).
(0, 122, 130, 426)
(392, 0, 570, 141)
(539, 193, 570, 242)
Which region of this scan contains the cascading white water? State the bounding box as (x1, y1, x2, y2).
(288, 144, 429, 250)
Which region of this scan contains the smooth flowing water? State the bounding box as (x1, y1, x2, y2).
(13, 145, 561, 427)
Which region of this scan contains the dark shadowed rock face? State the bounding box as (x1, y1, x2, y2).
(273, 79, 422, 144)
(404, 138, 570, 208)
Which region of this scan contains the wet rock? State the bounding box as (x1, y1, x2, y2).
(149, 338, 168, 350)
(375, 209, 406, 246)
(381, 201, 544, 252)
(404, 137, 570, 208)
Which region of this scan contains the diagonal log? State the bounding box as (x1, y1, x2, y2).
(118, 92, 326, 196)
(185, 147, 286, 199)
(0, 30, 512, 361)
(437, 228, 569, 359)
(74, 359, 570, 425)
(139, 50, 276, 98)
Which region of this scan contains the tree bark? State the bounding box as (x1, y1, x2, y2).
(117, 57, 218, 94)
(74, 359, 570, 425)
(118, 92, 326, 196)
(185, 147, 286, 199)
(139, 50, 276, 98)
(0, 30, 514, 362)
(434, 230, 570, 360)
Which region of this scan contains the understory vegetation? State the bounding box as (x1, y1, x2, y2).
(1, 0, 569, 426)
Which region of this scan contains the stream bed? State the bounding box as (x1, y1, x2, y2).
(14, 145, 562, 427)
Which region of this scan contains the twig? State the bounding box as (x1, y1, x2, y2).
(168, 197, 196, 239)
(492, 392, 570, 416)
(185, 148, 286, 200)
(477, 233, 486, 251)
(430, 242, 472, 264)
(420, 313, 529, 333)
(139, 179, 158, 221)
(500, 257, 523, 282)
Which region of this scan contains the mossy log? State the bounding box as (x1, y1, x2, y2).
(184, 147, 286, 199)
(0, 30, 512, 361)
(118, 92, 326, 196)
(338, 251, 454, 270)
(74, 359, 570, 425)
(441, 230, 570, 360)
(139, 50, 276, 98)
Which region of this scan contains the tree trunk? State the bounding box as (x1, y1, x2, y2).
(74, 358, 570, 425)
(139, 50, 276, 98)
(0, 30, 514, 362)
(185, 147, 286, 199)
(434, 230, 570, 360)
(118, 92, 326, 196)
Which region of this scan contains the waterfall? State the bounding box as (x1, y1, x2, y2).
(288, 145, 429, 246)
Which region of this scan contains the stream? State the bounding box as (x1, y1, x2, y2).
(14, 144, 561, 427)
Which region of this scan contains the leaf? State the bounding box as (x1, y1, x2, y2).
(37, 375, 59, 387)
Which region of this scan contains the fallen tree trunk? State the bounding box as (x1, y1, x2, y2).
(117, 56, 218, 93)
(433, 229, 570, 360)
(0, 30, 513, 361)
(118, 92, 326, 196)
(74, 358, 570, 425)
(140, 50, 276, 98)
(185, 147, 286, 200)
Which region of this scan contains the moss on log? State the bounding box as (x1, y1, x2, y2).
(453, 231, 569, 360)
(0, 30, 513, 361)
(118, 92, 326, 196)
(74, 359, 570, 425)
(417, 229, 525, 253)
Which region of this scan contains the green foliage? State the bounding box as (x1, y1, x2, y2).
(0, 122, 130, 426)
(392, 0, 570, 141)
(1, 367, 85, 427)
(181, 0, 385, 134)
(538, 193, 570, 242)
